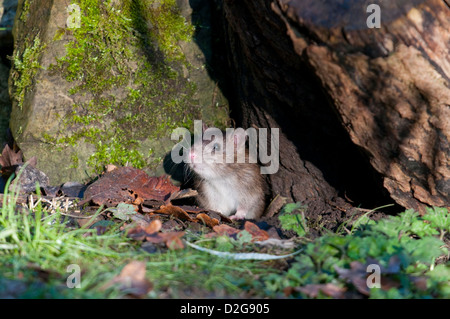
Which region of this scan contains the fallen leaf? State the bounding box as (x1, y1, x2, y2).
(154, 205, 194, 221)
(130, 190, 144, 205)
(127, 222, 185, 250)
(164, 232, 185, 250)
(176, 205, 208, 214)
(177, 206, 232, 224)
(129, 211, 153, 227)
(196, 213, 219, 228)
(127, 225, 147, 241)
(298, 283, 346, 299)
(244, 221, 270, 242)
(105, 164, 118, 172)
(0, 144, 23, 169)
(144, 219, 162, 234)
(161, 219, 183, 231)
(216, 212, 233, 224)
(80, 167, 180, 207)
(212, 224, 241, 237)
(168, 188, 198, 201)
(335, 258, 402, 296)
(335, 261, 371, 295)
(25, 156, 37, 168)
(146, 231, 185, 250)
(142, 199, 166, 209)
(106, 202, 138, 221)
(104, 261, 152, 297)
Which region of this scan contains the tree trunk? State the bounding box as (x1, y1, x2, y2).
(219, 0, 449, 215)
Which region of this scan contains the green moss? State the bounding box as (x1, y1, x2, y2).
(50, 0, 200, 174)
(10, 35, 45, 111)
(20, 0, 32, 23)
(144, 0, 195, 63)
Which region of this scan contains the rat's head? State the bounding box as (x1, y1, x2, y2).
(187, 126, 248, 180)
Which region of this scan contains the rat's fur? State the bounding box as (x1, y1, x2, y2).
(187, 129, 265, 219)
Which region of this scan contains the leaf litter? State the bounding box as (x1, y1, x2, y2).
(0, 143, 290, 253)
(101, 260, 153, 298)
(1, 145, 300, 293)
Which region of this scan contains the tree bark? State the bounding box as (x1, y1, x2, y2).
(220, 0, 450, 215)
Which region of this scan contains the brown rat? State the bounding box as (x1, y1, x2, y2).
(186, 127, 266, 220)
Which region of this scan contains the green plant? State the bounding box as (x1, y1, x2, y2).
(423, 207, 450, 240)
(271, 208, 450, 298)
(278, 202, 309, 237)
(11, 35, 45, 110)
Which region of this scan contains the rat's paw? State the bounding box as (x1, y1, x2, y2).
(230, 209, 247, 220)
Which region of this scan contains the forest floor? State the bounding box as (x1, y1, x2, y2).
(0, 163, 449, 300)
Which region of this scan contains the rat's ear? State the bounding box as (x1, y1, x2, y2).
(202, 121, 208, 133)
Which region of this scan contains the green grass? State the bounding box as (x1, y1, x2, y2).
(0, 176, 449, 298)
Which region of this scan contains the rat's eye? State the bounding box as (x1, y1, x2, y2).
(213, 143, 221, 151)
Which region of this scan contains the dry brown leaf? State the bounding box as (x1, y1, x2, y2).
(126, 225, 147, 241)
(212, 224, 241, 236)
(104, 261, 153, 298)
(142, 199, 166, 209)
(163, 232, 185, 250)
(168, 188, 198, 201)
(130, 191, 144, 205)
(298, 283, 346, 299)
(80, 167, 180, 207)
(25, 156, 37, 168)
(335, 257, 402, 296)
(244, 221, 270, 242)
(335, 261, 370, 295)
(105, 164, 118, 172)
(176, 205, 208, 214)
(196, 213, 219, 228)
(411, 276, 428, 291)
(144, 219, 162, 234)
(127, 221, 185, 250)
(216, 212, 233, 224)
(0, 144, 23, 168)
(146, 231, 185, 250)
(154, 205, 194, 221)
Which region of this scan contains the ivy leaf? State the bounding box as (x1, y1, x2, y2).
(106, 202, 137, 221)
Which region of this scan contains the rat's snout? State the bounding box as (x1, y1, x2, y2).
(188, 144, 204, 165)
(190, 150, 196, 161)
(188, 148, 197, 163)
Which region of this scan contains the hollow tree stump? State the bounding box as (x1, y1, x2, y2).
(220, 0, 449, 215)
